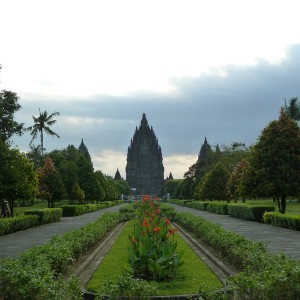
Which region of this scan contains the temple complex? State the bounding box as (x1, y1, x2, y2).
(126, 113, 164, 195)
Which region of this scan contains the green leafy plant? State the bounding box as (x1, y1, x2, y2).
(128, 196, 184, 281)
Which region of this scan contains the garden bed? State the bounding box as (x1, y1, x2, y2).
(86, 220, 223, 298)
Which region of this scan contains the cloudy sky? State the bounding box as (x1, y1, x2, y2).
(1, 0, 300, 178)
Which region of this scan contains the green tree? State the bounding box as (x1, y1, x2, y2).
(0, 140, 38, 215)
(249, 110, 300, 213)
(282, 97, 300, 121)
(26, 144, 43, 168)
(161, 179, 183, 199)
(195, 163, 229, 201)
(227, 160, 249, 202)
(113, 179, 130, 197)
(70, 183, 85, 204)
(76, 154, 95, 202)
(37, 156, 66, 208)
(27, 109, 60, 156)
(0, 90, 24, 144)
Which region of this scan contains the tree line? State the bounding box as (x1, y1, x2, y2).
(162, 98, 300, 214)
(0, 65, 129, 216)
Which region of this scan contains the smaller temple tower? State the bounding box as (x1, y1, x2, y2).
(114, 168, 122, 180)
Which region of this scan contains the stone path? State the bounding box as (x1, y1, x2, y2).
(170, 204, 300, 260)
(0, 204, 124, 259)
(0, 203, 299, 260)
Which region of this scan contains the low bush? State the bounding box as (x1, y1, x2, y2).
(96, 269, 159, 300)
(24, 208, 63, 225)
(206, 202, 228, 214)
(0, 215, 39, 236)
(263, 212, 300, 231)
(175, 212, 300, 300)
(61, 205, 90, 217)
(186, 201, 209, 211)
(228, 204, 275, 222)
(0, 212, 120, 299)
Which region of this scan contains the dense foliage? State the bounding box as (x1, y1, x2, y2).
(246, 110, 300, 213)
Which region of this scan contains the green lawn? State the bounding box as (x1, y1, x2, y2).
(242, 199, 300, 214)
(14, 200, 68, 216)
(87, 220, 222, 296)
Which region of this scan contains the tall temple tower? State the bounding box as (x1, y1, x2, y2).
(126, 113, 164, 195)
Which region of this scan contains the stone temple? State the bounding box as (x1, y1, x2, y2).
(126, 113, 164, 195)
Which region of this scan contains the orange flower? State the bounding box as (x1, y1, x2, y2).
(155, 208, 161, 214)
(165, 218, 171, 226)
(154, 227, 161, 234)
(168, 228, 176, 235)
(143, 195, 151, 201)
(143, 219, 149, 227)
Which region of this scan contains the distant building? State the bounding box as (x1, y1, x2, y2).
(126, 113, 164, 195)
(78, 138, 91, 160)
(197, 137, 212, 162)
(114, 168, 122, 180)
(166, 172, 174, 181)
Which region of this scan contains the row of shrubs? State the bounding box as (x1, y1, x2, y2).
(0, 200, 124, 236)
(263, 211, 300, 231)
(0, 212, 120, 299)
(0, 208, 63, 236)
(119, 201, 177, 221)
(171, 199, 275, 223)
(0, 215, 40, 236)
(61, 200, 123, 217)
(175, 212, 300, 300)
(24, 208, 63, 224)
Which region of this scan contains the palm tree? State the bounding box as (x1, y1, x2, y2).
(27, 109, 60, 156)
(283, 97, 300, 121)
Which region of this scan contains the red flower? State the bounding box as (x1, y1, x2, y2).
(168, 228, 177, 235)
(143, 219, 149, 227)
(154, 227, 161, 234)
(165, 218, 171, 226)
(145, 211, 150, 216)
(155, 208, 161, 214)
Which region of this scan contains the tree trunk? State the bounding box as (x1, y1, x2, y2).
(280, 195, 286, 214)
(40, 130, 44, 156)
(276, 194, 281, 212)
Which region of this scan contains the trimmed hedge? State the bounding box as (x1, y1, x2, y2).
(186, 201, 209, 211)
(61, 201, 123, 217)
(206, 202, 228, 214)
(228, 204, 275, 222)
(175, 212, 300, 300)
(0, 212, 120, 299)
(263, 212, 300, 231)
(24, 208, 63, 225)
(0, 215, 39, 236)
(61, 205, 90, 217)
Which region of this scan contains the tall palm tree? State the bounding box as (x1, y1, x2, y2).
(27, 109, 60, 156)
(283, 97, 300, 121)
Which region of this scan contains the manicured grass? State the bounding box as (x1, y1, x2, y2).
(15, 201, 68, 216)
(243, 199, 300, 214)
(87, 221, 222, 295)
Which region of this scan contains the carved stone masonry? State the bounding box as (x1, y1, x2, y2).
(126, 113, 164, 195)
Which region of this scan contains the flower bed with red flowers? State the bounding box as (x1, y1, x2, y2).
(128, 195, 184, 281)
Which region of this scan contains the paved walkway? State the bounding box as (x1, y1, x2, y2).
(0, 204, 124, 259)
(0, 203, 299, 260)
(170, 204, 300, 260)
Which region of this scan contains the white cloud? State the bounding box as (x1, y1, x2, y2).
(164, 154, 197, 179)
